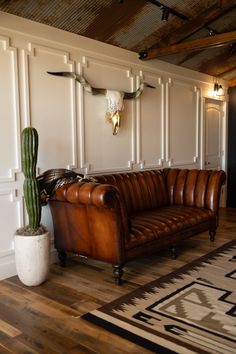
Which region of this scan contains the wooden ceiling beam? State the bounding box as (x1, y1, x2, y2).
(228, 77, 236, 87)
(134, 0, 235, 53)
(157, 0, 236, 47)
(219, 65, 236, 88)
(198, 52, 236, 88)
(219, 65, 236, 78)
(139, 31, 236, 60)
(198, 50, 236, 76)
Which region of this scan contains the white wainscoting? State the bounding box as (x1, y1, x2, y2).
(0, 36, 21, 182)
(24, 44, 77, 172)
(166, 78, 200, 167)
(0, 189, 23, 280)
(80, 56, 136, 173)
(0, 13, 227, 280)
(136, 69, 164, 169)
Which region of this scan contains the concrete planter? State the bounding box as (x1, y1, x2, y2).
(14, 231, 50, 286)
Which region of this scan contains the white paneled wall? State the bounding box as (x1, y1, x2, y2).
(167, 79, 200, 167)
(0, 36, 21, 181)
(0, 12, 227, 280)
(137, 70, 164, 169)
(81, 56, 136, 173)
(26, 44, 77, 171)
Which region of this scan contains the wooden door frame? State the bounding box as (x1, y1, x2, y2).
(201, 97, 228, 170)
(201, 96, 228, 206)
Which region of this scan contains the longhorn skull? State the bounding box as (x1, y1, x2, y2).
(47, 71, 155, 135)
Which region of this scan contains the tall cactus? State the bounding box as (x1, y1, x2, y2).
(21, 127, 41, 229)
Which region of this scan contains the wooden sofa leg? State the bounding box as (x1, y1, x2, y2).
(58, 250, 67, 267)
(209, 230, 216, 242)
(170, 246, 177, 260)
(113, 265, 124, 285)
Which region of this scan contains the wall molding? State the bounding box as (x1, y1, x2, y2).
(0, 36, 21, 182)
(136, 70, 164, 169)
(166, 78, 200, 167)
(0, 246, 58, 281)
(79, 55, 136, 174)
(23, 43, 78, 170)
(0, 188, 23, 281)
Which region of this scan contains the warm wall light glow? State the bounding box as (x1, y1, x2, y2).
(217, 85, 224, 96)
(212, 82, 225, 97)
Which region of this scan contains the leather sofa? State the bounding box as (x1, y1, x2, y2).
(49, 168, 226, 284)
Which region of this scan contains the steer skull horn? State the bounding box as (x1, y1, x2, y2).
(47, 71, 155, 135)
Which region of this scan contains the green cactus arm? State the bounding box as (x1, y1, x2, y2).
(21, 127, 41, 230)
(21, 127, 38, 178)
(23, 179, 41, 228)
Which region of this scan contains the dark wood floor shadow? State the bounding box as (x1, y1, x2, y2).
(0, 208, 235, 353)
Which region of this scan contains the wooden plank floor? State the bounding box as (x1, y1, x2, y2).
(0, 208, 235, 353)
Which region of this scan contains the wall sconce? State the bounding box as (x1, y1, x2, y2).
(161, 6, 169, 21)
(214, 82, 224, 96)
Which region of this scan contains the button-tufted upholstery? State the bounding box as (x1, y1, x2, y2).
(50, 168, 226, 284)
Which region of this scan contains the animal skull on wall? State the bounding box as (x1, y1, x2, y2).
(47, 71, 155, 135)
(105, 90, 124, 135)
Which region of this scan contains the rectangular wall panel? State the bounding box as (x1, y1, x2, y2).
(137, 70, 164, 169)
(0, 190, 22, 253)
(80, 56, 136, 173)
(167, 79, 200, 166)
(0, 37, 20, 182)
(24, 44, 77, 172)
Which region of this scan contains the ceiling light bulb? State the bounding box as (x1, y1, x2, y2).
(216, 85, 224, 96)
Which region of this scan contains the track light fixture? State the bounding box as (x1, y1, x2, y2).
(161, 6, 169, 21)
(206, 26, 216, 36)
(117, 1, 187, 22)
(148, 0, 188, 21)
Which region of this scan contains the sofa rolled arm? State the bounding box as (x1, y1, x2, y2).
(52, 182, 120, 208)
(50, 181, 130, 265)
(205, 170, 226, 212)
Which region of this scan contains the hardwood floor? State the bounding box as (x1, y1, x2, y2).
(0, 208, 235, 353)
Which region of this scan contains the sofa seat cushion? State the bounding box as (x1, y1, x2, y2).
(127, 206, 214, 250)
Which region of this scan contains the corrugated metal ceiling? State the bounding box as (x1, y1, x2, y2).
(0, 0, 235, 86)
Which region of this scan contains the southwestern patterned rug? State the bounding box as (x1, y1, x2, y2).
(83, 240, 236, 353)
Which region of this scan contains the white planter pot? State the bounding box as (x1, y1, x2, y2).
(14, 231, 50, 286)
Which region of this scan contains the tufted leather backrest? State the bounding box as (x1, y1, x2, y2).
(163, 168, 226, 211)
(95, 170, 169, 214)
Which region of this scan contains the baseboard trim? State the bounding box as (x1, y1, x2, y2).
(0, 248, 58, 281)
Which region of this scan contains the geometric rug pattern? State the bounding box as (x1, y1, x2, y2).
(83, 240, 236, 353)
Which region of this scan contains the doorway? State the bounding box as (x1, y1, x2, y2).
(204, 98, 224, 170)
(204, 98, 226, 206)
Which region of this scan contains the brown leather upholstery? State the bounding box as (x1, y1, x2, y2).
(49, 168, 226, 284)
(95, 170, 169, 213)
